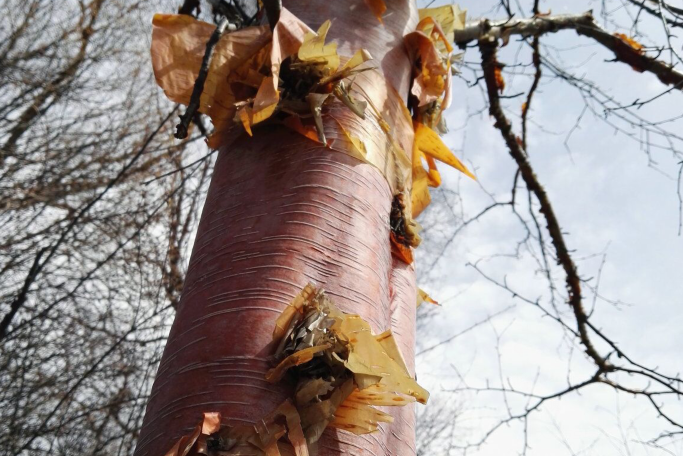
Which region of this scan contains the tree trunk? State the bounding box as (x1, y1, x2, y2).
(134, 1, 419, 455)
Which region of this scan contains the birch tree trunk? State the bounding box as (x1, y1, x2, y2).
(134, 1, 420, 455)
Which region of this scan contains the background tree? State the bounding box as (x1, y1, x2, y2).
(0, 0, 681, 455)
(415, 1, 683, 454)
(0, 0, 212, 453)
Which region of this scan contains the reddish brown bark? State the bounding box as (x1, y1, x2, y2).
(134, 2, 419, 455)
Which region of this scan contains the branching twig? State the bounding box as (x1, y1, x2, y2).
(177, 0, 200, 17)
(521, 36, 541, 151)
(624, 0, 683, 28)
(470, 35, 683, 446)
(0, 248, 47, 339)
(479, 38, 608, 372)
(456, 12, 683, 90)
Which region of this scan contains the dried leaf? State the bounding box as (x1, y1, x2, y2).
(363, 0, 387, 23)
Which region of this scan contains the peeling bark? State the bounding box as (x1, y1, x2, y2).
(134, 2, 419, 455)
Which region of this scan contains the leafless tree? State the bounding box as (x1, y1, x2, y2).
(0, 1, 213, 454)
(415, 0, 683, 453)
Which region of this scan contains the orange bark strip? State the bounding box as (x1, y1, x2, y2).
(494, 66, 505, 93)
(390, 232, 414, 264)
(613, 33, 644, 53)
(363, 0, 387, 23)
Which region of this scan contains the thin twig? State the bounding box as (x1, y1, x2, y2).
(0, 248, 47, 339)
(262, 0, 282, 31)
(479, 37, 610, 372)
(521, 36, 541, 151)
(177, 0, 200, 16)
(175, 17, 231, 140)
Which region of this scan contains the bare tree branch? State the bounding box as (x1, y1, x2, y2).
(456, 12, 683, 89)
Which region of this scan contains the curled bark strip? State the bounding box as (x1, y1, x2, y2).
(151, 10, 413, 194)
(405, 7, 475, 218)
(152, 273, 427, 456)
(265, 283, 428, 448)
(389, 194, 421, 264)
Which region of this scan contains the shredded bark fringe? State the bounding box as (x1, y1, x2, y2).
(150, 9, 410, 196)
(405, 5, 476, 219)
(150, 6, 478, 267)
(161, 284, 428, 456)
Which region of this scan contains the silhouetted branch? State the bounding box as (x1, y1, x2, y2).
(473, 34, 683, 446)
(175, 16, 232, 140)
(262, 0, 282, 30)
(0, 248, 46, 339)
(456, 12, 683, 89)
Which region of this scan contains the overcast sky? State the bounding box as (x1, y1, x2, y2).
(414, 1, 683, 455)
